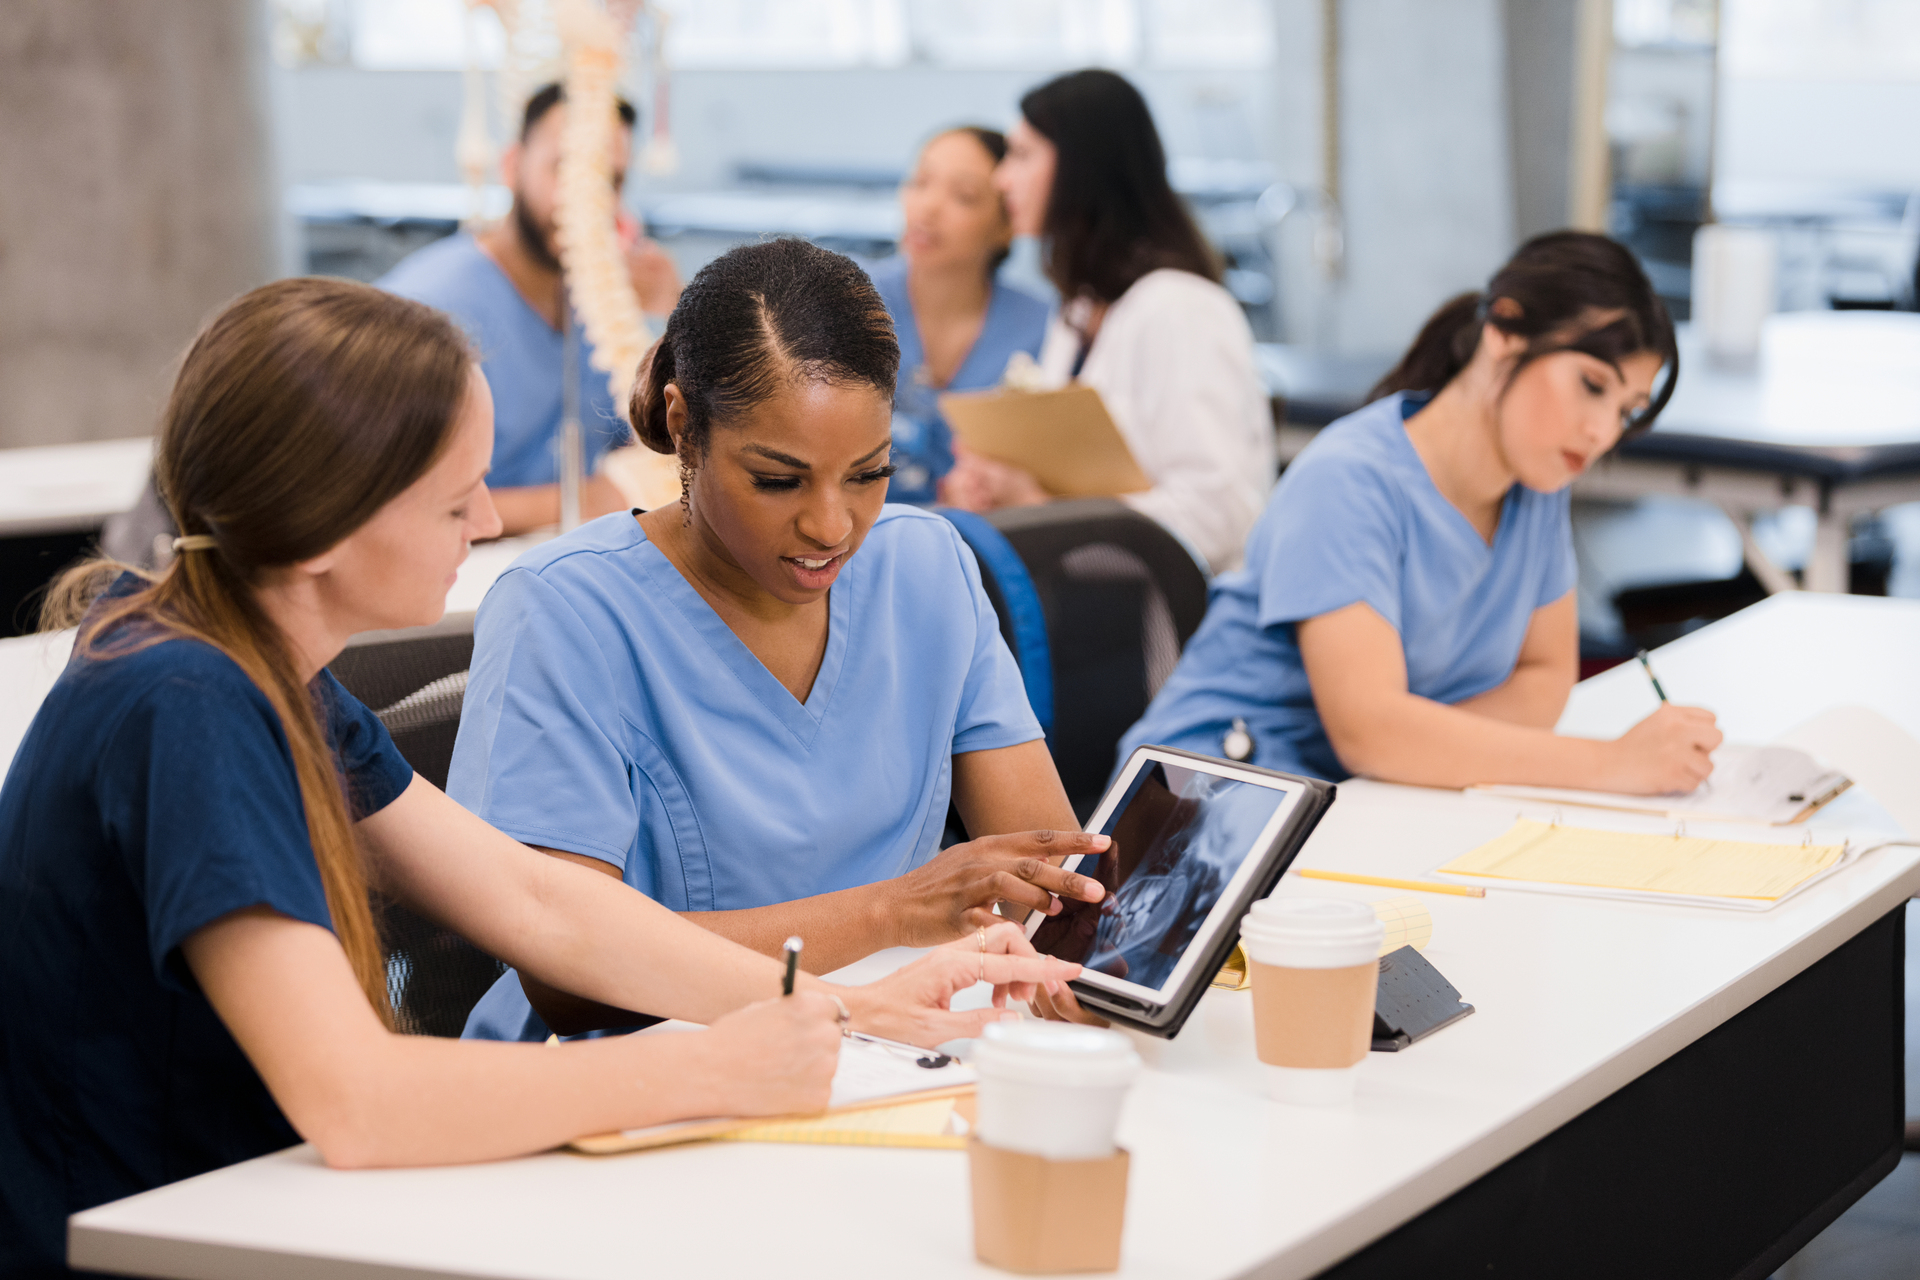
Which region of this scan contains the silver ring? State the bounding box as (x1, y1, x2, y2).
(830, 994, 851, 1035)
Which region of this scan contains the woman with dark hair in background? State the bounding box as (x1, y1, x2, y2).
(868, 127, 1051, 504)
(939, 68, 1275, 574)
(452, 238, 1110, 1043)
(0, 277, 1078, 1277)
(1117, 231, 1723, 792)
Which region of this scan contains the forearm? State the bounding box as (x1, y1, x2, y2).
(310, 1029, 727, 1168)
(185, 908, 768, 1170)
(1455, 661, 1572, 729)
(679, 880, 900, 975)
(1328, 691, 1609, 789)
(951, 740, 1078, 837)
(500, 855, 799, 1025)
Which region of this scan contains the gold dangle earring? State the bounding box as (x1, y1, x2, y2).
(678, 455, 695, 527)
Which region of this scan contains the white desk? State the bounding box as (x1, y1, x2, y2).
(1576, 312, 1920, 594)
(0, 438, 152, 537)
(65, 595, 1920, 1279)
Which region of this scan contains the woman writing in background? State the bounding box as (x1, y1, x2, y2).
(868, 126, 1051, 504)
(0, 279, 1075, 1276)
(452, 239, 1107, 1043)
(1118, 232, 1722, 794)
(940, 68, 1275, 574)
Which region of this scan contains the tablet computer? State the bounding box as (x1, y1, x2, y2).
(1025, 745, 1336, 1039)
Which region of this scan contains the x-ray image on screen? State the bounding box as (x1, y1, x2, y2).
(1030, 760, 1287, 993)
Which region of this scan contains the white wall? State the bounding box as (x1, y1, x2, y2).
(1718, 79, 1920, 189)
(273, 64, 1287, 190)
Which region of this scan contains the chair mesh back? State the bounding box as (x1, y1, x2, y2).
(327, 620, 506, 1037)
(986, 500, 1210, 817)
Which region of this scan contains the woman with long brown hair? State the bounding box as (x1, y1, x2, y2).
(1118, 231, 1722, 793)
(0, 277, 1077, 1276)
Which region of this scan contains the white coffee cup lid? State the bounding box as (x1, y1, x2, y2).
(974, 1021, 1141, 1088)
(1242, 897, 1383, 948)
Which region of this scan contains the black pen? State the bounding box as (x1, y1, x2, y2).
(1635, 649, 1669, 703)
(781, 936, 802, 996)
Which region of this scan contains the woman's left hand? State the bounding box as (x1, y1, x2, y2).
(841, 922, 1081, 1048)
(938, 446, 1052, 512)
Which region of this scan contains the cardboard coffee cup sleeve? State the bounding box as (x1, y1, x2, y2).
(970, 1138, 1128, 1274)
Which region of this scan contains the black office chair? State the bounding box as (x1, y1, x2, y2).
(944, 499, 1212, 820)
(328, 615, 507, 1037)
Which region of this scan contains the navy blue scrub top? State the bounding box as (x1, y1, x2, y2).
(0, 584, 413, 1277)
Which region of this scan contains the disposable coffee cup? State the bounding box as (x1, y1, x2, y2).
(973, 1021, 1141, 1160)
(1240, 898, 1383, 1106)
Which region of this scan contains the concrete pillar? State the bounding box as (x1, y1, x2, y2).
(0, 0, 278, 449)
(1331, 0, 1517, 353)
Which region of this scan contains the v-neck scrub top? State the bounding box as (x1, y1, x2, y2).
(1116, 393, 1577, 783)
(452, 506, 1043, 1041)
(865, 255, 1051, 505)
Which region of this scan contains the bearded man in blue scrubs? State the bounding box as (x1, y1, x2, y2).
(380, 83, 682, 535)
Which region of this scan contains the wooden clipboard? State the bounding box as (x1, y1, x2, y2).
(939, 385, 1151, 497)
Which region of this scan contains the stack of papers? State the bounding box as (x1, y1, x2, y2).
(1472, 744, 1850, 826)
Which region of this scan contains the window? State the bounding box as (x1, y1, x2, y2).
(274, 0, 1275, 71)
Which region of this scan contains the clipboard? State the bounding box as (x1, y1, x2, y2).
(569, 1083, 976, 1155)
(939, 384, 1152, 497)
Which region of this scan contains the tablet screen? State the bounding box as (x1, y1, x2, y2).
(1029, 757, 1291, 997)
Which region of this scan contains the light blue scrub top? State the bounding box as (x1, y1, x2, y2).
(864, 256, 1051, 505)
(378, 233, 630, 487)
(452, 505, 1044, 1041)
(1117, 392, 1578, 782)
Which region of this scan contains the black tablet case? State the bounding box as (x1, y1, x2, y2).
(1056, 745, 1337, 1039)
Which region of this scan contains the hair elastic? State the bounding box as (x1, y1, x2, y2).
(171, 535, 218, 553)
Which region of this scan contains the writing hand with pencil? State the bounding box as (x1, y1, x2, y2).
(1599, 650, 1722, 795)
(697, 991, 847, 1117)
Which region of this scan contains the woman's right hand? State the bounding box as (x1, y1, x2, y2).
(1601, 703, 1723, 795)
(890, 830, 1110, 949)
(688, 993, 843, 1117)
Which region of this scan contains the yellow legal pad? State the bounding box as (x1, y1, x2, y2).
(711, 1096, 966, 1150)
(1438, 819, 1847, 901)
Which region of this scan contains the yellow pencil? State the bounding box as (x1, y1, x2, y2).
(1292, 868, 1487, 898)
